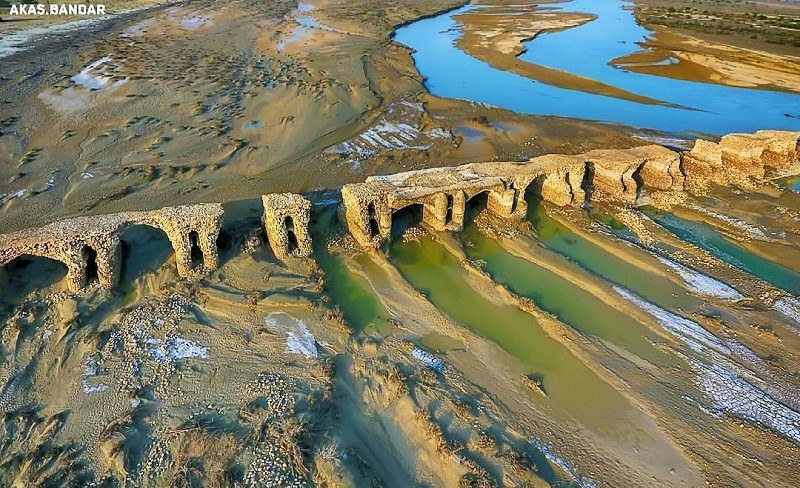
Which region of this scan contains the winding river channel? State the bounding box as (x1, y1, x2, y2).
(394, 0, 800, 135)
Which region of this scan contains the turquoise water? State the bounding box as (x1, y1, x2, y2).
(312, 206, 392, 333)
(389, 235, 651, 427)
(461, 222, 669, 364)
(526, 200, 698, 310)
(643, 209, 800, 296)
(393, 0, 800, 134)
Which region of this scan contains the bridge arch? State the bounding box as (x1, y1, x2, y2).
(367, 202, 380, 240)
(390, 202, 424, 239)
(464, 190, 490, 223)
(0, 253, 69, 301)
(80, 244, 100, 286)
(188, 230, 204, 267)
(116, 223, 176, 285)
(283, 216, 300, 254)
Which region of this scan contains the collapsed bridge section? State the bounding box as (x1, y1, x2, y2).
(0, 204, 224, 292)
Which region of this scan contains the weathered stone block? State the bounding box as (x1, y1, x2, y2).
(263, 193, 313, 259)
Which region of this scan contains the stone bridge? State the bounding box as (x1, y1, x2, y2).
(0, 204, 225, 292)
(0, 192, 316, 293)
(0, 129, 796, 290)
(342, 130, 799, 247)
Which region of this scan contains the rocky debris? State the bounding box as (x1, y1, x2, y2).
(263, 193, 312, 259)
(100, 294, 202, 398)
(241, 373, 307, 488)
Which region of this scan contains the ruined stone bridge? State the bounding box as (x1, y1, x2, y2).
(341, 130, 799, 247)
(0, 194, 316, 292)
(0, 129, 797, 292)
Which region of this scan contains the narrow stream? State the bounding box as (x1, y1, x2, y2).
(642, 208, 800, 296)
(312, 206, 392, 333)
(526, 199, 698, 310)
(461, 221, 670, 364)
(389, 234, 654, 437)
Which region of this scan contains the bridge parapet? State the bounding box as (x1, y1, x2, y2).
(685, 130, 800, 191)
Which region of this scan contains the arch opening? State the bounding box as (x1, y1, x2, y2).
(1, 255, 69, 302)
(445, 194, 454, 224)
(631, 162, 646, 202)
(81, 245, 99, 285)
(524, 175, 546, 202)
(119, 224, 174, 287)
(284, 215, 299, 254)
(581, 162, 595, 205)
(367, 202, 380, 239)
(391, 203, 423, 239)
(189, 231, 204, 267)
(464, 191, 489, 223)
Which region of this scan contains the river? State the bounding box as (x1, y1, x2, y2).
(393, 0, 800, 135)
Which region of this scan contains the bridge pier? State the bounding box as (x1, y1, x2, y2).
(487, 188, 517, 218)
(422, 191, 466, 232)
(342, 184, 392, 248)
(539, 171, 575, 207)
(263, 193, 313, 259)
(586, 161, 639, 204)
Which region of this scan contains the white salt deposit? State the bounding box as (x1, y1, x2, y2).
(690, 358, 800, 442)
(616, 287, 800, 441)
(688, 204, 768, 240)
(71, 56, 128, 90)
(327, 101, 453, 168)
(774, 297, 800, 326)
(149, 336, 209, 361)
(412, 347, 445, 372)
(182, 15, 212, 29)
(529, 437, 597, 488)
(1, 17, 109, 59)
(265, 312, 319, 359)
(656, 255, 743, 300)
(81, 355, 108, 394)
(614, 286, 730, 354)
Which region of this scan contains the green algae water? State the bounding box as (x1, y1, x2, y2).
(389, 235, 647, 434)
(526, 199, 696, 310)
(643, 208, 800, 296)
(461, 222, 669, 365)
(312, 206, 392, 333)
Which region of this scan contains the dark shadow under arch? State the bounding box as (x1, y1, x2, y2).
(631, 163, 646, 202)
(1, 254, 68, 304)
(284, 215, 299, 254)
(391, 203, 423, 239)
(81, 245, 99, 285)
(464, 190, 489, 223)
(581, 162, 595, 205)
(367, 202, 380, 239)
(118, 224, 175, 288)
(445, 194, 454, 224)
(188, 231, 204, 267)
